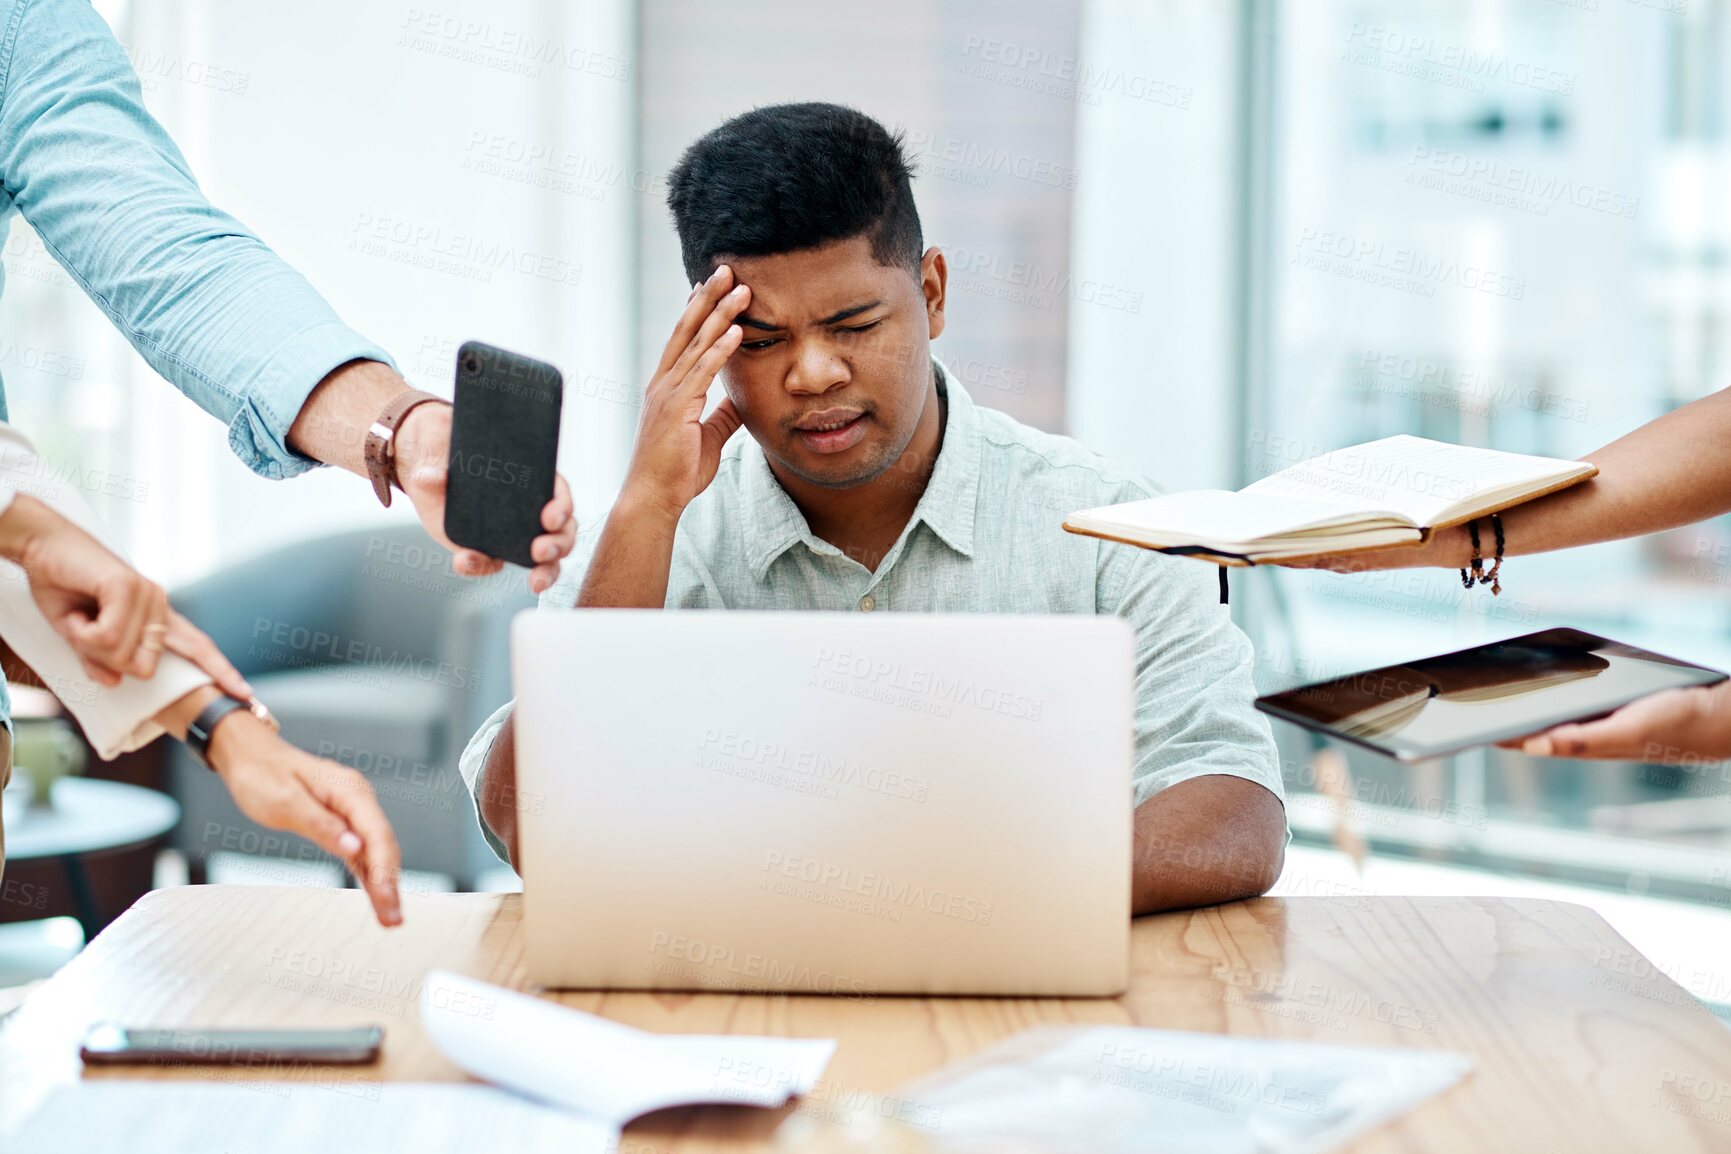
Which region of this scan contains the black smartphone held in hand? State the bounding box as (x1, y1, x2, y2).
(79, 1023, 384, 1066)
(445, 340, 563, 568)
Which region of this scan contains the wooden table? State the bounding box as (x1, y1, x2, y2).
(3, 886, 1730, 1152)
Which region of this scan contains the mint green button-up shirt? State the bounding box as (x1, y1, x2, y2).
(461, 362, 1284, 862)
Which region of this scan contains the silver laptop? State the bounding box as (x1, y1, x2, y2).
(511, 611, 1132, 997)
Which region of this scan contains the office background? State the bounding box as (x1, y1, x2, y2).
(3, 0, 1727, 1014)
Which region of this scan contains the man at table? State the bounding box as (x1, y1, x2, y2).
(462, 103, 1287, 914)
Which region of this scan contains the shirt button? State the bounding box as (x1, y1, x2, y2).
(858, 594, 877, 612)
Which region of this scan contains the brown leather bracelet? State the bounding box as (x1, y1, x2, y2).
(363, 389, 447, 508)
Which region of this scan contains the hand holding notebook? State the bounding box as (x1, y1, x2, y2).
(1063, 434, 1596, 565)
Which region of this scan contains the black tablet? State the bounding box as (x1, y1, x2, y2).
(1254, 627, 1727, 762)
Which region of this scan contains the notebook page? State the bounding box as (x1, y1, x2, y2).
(1245, 435, 1578, 528)
(1068, 489, 1377, 548)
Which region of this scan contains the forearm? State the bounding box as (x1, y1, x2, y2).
(0, 492, 47, 561)
(476, 714, 522, 866)
(1130, 775, 1286, 915)
(1500, 388, 1731, 557)
(576, 494, 682, 609)
(286, 359, 419, 477)
(154, 684, 222, 740)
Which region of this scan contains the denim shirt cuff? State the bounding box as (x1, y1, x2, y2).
(225, 321, 401, 480)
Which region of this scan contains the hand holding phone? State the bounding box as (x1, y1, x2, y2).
(444, 341, 564, 570)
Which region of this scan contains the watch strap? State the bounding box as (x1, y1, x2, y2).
(185, 695, 279, 770)
(363, 389, 446, 508)
(186, 696, 249, 769)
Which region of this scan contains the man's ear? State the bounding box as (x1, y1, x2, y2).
(921, 247, 946, 341)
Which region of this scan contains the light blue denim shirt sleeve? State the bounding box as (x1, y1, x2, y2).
(0, 0, 394, 476)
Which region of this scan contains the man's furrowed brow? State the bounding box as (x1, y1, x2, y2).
(819, 300, 884, 325)
(736, 300, 884, 331)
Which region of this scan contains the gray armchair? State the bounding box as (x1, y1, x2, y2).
(166, 524, 532, 888)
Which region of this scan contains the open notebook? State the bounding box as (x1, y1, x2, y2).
(1063, 435, 1597, 565)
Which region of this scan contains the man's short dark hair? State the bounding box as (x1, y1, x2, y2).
(667, 102, 923, 284)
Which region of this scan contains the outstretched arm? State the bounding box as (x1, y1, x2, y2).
(1301, 386, 1731, 572)
(0, 1, 574, 589)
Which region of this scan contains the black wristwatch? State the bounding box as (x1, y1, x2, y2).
(185, 695, 279, 769)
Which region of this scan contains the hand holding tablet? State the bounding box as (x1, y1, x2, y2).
(1507, 678, 1731, 763)
(1255, 628, 1727, 763)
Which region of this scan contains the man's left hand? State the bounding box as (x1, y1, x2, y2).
(392, 401, 576, 595)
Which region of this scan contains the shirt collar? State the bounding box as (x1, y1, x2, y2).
(738, 357, 981, 581)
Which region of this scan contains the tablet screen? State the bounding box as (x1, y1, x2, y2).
(1255, 628, 1726, 761)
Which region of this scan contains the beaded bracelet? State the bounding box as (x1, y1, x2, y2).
(1459, 513, 1506, 595)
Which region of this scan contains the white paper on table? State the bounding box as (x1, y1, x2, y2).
(888, 1025, 1473, 1154)
(421, 969, 837, 1124)
(3, 1082, 616, 1154)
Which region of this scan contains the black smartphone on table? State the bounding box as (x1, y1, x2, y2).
(79, 1023, 383, 1065)
(444, 340, 563, 569)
